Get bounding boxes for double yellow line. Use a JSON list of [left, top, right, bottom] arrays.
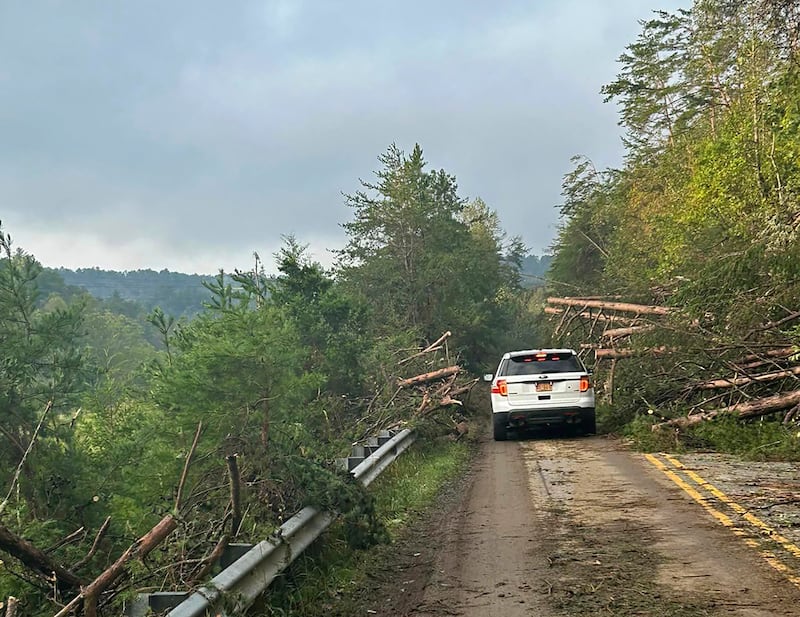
[[645, 453, 800, 589]]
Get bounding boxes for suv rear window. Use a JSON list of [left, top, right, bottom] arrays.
[[501, 352, 583, 376]]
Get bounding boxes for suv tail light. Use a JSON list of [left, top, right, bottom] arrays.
[[491, 379, 508, 396], [579, 376, 591, 392]]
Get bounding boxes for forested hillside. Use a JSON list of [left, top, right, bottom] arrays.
[[546, 0, 800, 456], [0, 144, 539, 615], [50, 268, 216, 317]]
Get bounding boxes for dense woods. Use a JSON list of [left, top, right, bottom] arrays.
[[546, 0, 800, 453], [4, 1, 800, 613]]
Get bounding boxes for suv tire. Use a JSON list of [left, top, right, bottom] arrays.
[[493, 414, 508, 441]]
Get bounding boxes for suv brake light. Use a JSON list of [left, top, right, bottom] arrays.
[[491, 379, 508, 396], [579, 376, 591, 392]]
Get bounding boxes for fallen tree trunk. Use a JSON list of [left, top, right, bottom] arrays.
[[654, 389, 800, 430], [732, 347, 796, 371], [600, 325, 655, 339], [547, 297, 673, 315], [595, 346, 672, 360], [397, 366, 460, 388], [693, 365, 800, 391], [543, 307, 634, 323], [0, 522, 83, 589]]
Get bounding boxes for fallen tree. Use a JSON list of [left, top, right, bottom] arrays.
[[547, 297, 673, 315], [53, 514, 179, 617], [0, 523, 83, 590], [543, 307, 635, 323], [397, 366, 460, 388], [600, 325, 655, 340], [692, 365, 800, 391], [653, 389, 800, 430], [595, 346, 673, 360]]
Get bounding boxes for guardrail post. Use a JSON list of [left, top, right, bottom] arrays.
[[220, 543, 255, 570], [126, 592, 189, 617]]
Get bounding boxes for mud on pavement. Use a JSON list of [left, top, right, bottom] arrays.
[[323, 427, 800, 617]]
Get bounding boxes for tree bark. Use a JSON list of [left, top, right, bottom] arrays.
[[398, 366, 460, 388], [654, 390, 800, 430], [547, 297, 672, 315], [600, 325, 655, 339], [4, 597, 17, 617], [81, 514, 178, 617], [544, 307, 634, 323], [595, 346, 672, 360], [693, 365, 800, 390], [0, 522, 82, 588]]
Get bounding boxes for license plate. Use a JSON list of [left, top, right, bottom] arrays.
[[536, 381, 553, 392]]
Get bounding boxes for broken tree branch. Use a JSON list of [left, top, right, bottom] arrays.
[[745, 310, 800, 339], [692, 365, 800, 391], [398, 331, 452, 365], [600, 325, 656, 340], [175, 421, 203, 513], [71, 517, 111, 572], [81, 514, 178, 617], [189, 534, 229, 584], [4, 597, 18, 617]]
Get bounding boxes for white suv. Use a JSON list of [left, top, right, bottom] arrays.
[[484, 348, 595, 441]]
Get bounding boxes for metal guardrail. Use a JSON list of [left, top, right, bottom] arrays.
[[147, 428, 416, 617]]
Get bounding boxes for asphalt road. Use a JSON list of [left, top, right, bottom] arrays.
[[382, 425, 800, 617]]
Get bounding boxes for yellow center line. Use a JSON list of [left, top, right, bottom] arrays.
[[662, 454, 800, 560], [644, 453, 800, 589]]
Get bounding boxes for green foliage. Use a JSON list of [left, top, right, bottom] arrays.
[[625, 413, 800, 461], [261, 438, 472, 616], [0, 226, 91, 520], [548, 0, 800, 459], [337, 144, 523, 369], [548, 158, 621, 295], [269, 237, 368, 396], [690, 416, 800, 460]]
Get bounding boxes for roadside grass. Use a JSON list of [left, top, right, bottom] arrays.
[[621, 412, 800, 461], [259, 436, 474, 616]]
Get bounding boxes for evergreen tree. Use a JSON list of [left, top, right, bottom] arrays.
[[337, 144, 522, 368]]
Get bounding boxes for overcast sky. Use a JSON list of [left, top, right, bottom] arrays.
[[0, 1, 689, 275]]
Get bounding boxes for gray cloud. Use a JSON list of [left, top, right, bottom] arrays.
[[0, 0, 690, 274]]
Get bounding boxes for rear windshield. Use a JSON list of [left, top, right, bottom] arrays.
[[501, 352, 584, 376]]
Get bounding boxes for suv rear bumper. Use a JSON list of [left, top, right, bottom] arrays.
[[494, 407, 595, 428]]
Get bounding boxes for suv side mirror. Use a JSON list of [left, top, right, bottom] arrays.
[[483, 374, 494, 382]]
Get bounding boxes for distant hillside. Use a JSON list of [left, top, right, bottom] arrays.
[[520, 254, 551, 287], [51, 268, 216, 317]]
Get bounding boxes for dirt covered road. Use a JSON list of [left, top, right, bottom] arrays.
[[359, 426, 800, 617]]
